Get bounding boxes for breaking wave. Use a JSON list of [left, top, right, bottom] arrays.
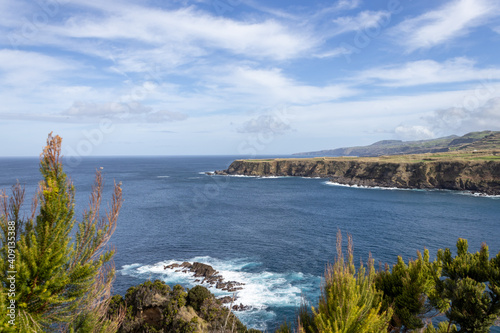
[[120, 256, 320, 330]]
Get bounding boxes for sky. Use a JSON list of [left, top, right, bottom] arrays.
[[1, 0, 500, 156]]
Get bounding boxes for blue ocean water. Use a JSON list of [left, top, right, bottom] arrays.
[[1, 156, 500, 331]]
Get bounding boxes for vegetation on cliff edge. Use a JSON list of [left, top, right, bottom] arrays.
[[108, 280, 257, 333]]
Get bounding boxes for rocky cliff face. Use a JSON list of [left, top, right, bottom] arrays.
[[217, 159, 500, 195]]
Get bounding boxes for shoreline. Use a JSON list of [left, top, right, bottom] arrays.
[[211, 152, 500, 196]]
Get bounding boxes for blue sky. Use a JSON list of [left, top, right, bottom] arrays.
[[1, 0, 500, 156]]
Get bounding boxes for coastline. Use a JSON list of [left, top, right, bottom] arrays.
[[210, 152, 500, 195]]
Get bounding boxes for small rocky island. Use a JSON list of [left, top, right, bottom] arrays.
[[164, 262, 249, 311]]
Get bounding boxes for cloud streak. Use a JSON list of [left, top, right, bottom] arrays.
[[65, 101, 189, 123], [46, 4, 319, 62], [391, 0, 499, 52], [354, 57, 500, 87], [329, 10, 390, 36]]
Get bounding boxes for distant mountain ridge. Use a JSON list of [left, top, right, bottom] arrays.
[[294, 131, 500, 157]]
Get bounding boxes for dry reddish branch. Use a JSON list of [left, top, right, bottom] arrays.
[[99, 181, 122, 252], [41, 132, 62, 176]]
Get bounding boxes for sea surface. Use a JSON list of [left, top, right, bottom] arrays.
[[1, 156, 500, 331]]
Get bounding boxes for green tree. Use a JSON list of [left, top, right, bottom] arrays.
[[375, 250, 437, 332], [0, 133, 123, 332], [432, 239, 500, 333], [299, 231, 392, 333]]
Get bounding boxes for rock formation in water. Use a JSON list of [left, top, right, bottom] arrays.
[[164, 262, 245, 294]]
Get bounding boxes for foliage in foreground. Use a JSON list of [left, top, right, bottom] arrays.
[[279, 235, 500, 333], [0, 133, 124, 332], [375, 250, 437, 332], [431, 239, 500, 333], [297, 231, 392, 333]]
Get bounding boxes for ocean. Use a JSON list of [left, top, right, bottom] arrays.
[[1, 156, 500, 331]]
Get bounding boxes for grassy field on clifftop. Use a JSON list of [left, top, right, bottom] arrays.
[[244, 149, 500, 164]]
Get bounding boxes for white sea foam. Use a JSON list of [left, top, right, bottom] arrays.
[[204, 173, 285, 179], [456, 191, 500, 199], [325, 181, 500, 198], [324, 181, 401, 191], [256, 176, 288, 179], [157, 175, 170, 178], [119, 256, 319, 330]]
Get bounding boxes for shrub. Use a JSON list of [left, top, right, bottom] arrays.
[[0, 133, 123, 332], [187, 285, 212, 311], [300, 231, 392, 333]]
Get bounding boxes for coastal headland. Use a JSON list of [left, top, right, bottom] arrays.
[[212, 151, 500, 195]]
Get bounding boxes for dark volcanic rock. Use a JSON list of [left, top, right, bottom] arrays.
[[218, 296, 234, 304], [164, 261, 246, 297], [232, 303, 251, 311], [191, 262, 218, 278]]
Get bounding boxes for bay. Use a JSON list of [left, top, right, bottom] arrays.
[[1, 156, 499, 331]]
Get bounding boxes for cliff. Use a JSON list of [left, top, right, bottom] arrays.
[[214, 152, 500, 195]]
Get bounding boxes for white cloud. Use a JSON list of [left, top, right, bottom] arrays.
[[44, 5, 317, 61], [335, 0, 362, 11], [394, 125, 435, 140], [391, 0, 499, 52], [354, 57, 500, 87], [287, 85, 500, 144], [238, 0, 302, 20], [313, 47, 352, 59], [64, 101, 188, 123], [388, 97, 500, 141], [329, 10, 390, 36], [207, 66, 357, 105], [0, 49, 75, 86], [425, 98, 500, 134], [237, 114, 292, 135], [311, 0, 362, 20]]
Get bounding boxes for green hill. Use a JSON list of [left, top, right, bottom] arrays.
[[294, 131, 500, 157]]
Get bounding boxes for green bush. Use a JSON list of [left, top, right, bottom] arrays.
[[299, 231, 392, 333], [187, 285, 212, 311], [375, 250, 435, 331]]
